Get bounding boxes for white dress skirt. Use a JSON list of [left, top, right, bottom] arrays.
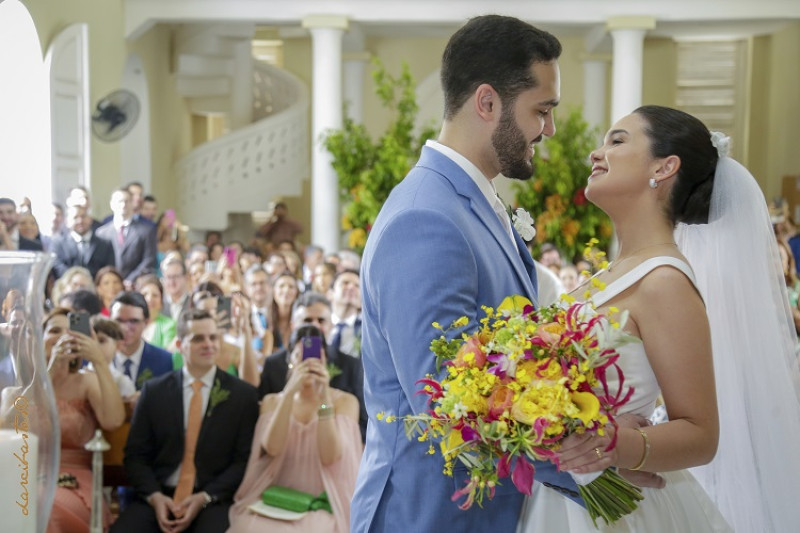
[[518, 258, 732, 532]]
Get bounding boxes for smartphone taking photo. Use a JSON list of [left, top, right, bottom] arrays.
[[301, 336, 323, 360], [67, 311, 91, 372]]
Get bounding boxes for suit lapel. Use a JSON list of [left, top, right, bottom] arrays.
[[170, 371, 185, 446], [417, 147, 537, 301], [85, 236, 98, 265]]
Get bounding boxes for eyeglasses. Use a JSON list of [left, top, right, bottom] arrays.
[[116, 318, 144, 325]]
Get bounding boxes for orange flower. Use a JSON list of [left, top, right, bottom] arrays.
[[487, 385, 515, 418], [453, 335, 487, 368]]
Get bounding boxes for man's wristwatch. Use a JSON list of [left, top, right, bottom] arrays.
[[201, 492, 217, 508]]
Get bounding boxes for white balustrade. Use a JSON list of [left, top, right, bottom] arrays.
[[175, 61, 309, 230]]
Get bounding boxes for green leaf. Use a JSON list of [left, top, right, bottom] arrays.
[[323, 59, 437, 253]]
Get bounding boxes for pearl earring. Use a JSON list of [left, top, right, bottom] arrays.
[[649, 178, 658, 189]]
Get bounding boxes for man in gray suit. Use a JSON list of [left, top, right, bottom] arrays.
[[97, 188, 156, 288]]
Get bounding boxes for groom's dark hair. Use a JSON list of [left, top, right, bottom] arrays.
[[441, 15, 562, 120]]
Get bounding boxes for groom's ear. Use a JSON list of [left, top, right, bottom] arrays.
[[655, 155, 681, 182], [474, 84, 497, 121]]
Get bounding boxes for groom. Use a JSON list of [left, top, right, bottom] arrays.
[[351, 15, 575, 532]]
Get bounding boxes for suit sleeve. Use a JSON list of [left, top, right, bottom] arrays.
[[127, 223, 158, 281], [201, 381, 259, 501], [51, 240, 71, 278], [123, 382, 164, 497], [365, 207, 480, 415]]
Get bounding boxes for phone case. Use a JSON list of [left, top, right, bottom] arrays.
[[68, 311, 92, 337], [301, 336, 322, 359]]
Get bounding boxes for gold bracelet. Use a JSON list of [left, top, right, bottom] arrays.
[[630, 428, 651, 471], [318, 403, 335, 420]]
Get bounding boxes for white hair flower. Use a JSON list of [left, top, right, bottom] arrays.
[[710, 131, 731, 158], [512, 208, 536, 241]]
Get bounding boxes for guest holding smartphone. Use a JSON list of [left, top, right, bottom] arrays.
[[44, 308, 125, 533], [228, 325, 362, 532]]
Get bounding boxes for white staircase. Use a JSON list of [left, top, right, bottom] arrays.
[[172, 23, 310, 231]]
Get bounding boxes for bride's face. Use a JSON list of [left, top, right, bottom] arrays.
[[586, 113, 662, 206]]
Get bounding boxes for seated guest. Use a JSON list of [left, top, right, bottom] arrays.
[[135, 274, 177, 351], [228, 325, 362, 532], [329, 269, 362, 359], [58, 289, 103, 317], [51, 203, 115, 279], [95, 266, 125, 317], [259, 291, 367, 440], [0, 197, 43, 250], [110, 291, 173, 390], [243, 265, 273, 362], [311, 261, 336, 297], [90, 317, 136, 400], [185, 284, 259, 386], [160, 253, 191, 323], [111, 309, 258, 533], [267, 271, 300, 352], [51, 266, 95, 309], [44, 308, 125, 533]]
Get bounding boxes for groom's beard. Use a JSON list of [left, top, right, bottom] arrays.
[[492, 105, 538, 181]]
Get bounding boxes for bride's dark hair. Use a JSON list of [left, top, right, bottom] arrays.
[[634, 105, 718, 225]]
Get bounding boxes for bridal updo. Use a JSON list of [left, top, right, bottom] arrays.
[[635, 105, 718, 225]]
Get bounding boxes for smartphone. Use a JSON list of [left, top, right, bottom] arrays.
[[223, 246, 236, 268], [301, 336, 323, 360], [67, 311, 90, 373], [216, 296, 232, 321], [164, 208, 176, 226], [68, 311, 92, 337]]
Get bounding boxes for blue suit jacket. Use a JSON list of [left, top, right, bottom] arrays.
[[351, 147, 579, 532], [133, 342, 173, 390]]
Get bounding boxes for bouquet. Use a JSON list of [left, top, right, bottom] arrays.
[[381, 295, 644, 527]]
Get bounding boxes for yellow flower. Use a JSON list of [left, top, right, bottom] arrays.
[[453, 316, 469, 328], [341, 215, 353, 230], [570, 391, 601, 425], [498, 295, 532, 314], [348, 228, 367, 249], [440, 429, 464, 458]]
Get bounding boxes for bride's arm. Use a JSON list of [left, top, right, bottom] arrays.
[[561, 266, 719, 473]]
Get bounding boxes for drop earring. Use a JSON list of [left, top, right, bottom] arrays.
[[649, 178, 658, 189]]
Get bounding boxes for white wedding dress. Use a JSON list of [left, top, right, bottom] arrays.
[[517, 257, 731, 532]]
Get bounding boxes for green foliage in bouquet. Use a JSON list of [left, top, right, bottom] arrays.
[[323, 59, 437, 253], [512, 108, 613, 263]]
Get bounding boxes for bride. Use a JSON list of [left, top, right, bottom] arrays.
[[518, 104, 800, 531]]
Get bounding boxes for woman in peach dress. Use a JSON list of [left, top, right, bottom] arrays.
[[228, 326, 362, 532], [44, 308, 125, 533]]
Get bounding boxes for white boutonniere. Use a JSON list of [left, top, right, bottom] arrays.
[[511, 208, 536, 241]]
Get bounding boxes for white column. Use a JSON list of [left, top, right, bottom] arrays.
[[230, 39, 254, 130], [607, 17, 656, 123], [581, 54, 610, 134], [344, 52, 370, 123], [302, 15, 348, 253]]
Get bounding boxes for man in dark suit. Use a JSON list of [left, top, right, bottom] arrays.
[[51, 203, 115, 279], [97, 188, 157, 287], [112, 309, 258, 532], [259, 291, 366, 439], [0, 197, 43, 251], [110, 291, 173, 390]]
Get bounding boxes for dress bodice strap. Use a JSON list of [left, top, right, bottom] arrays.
[[592, 256, 698, 307]]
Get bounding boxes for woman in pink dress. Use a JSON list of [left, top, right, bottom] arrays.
[[44, 308, 125, 533], [228, 325, 362, 532]]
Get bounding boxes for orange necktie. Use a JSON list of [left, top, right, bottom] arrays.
[[173, 380, 204, 508]]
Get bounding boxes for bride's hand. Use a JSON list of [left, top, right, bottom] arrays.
[[556, 429, 617, 474]]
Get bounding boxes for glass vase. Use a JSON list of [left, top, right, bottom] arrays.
[[0, 251, 59, 533]]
